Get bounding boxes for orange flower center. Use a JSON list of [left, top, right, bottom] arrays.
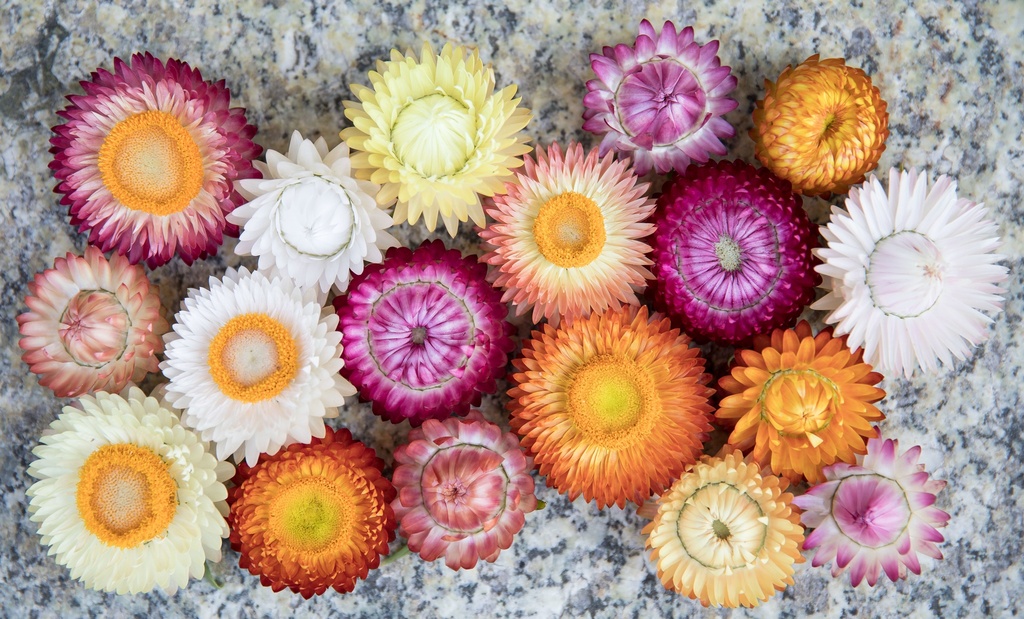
[[533, 191, 606, 268], [815, 92, 858, 153], [269, 476, 355, 554], [98, 110, 205, 216], [567, 355, 657, 447], [759, 370, 840, 443], [76, 443, 178, 548], [208, 313, 299, 403]]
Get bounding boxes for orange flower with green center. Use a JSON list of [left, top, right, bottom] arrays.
[[509, 306, 713, 508], [228, 427, 396, 598], [751, 55, 888, 197], [716, 321, 886, 484]]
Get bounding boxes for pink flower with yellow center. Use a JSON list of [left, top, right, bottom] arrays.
[[583, 20, 738, 175], [335, 241, 514, 426], [794, 433, 950, 586], [18, 246, 168, 397], [480, 142, 656, 325], [391, 413, 538, 570], [50, 53, 261, 267]]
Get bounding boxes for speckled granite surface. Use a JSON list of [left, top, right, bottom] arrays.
[[2, 1, 1022, 617]]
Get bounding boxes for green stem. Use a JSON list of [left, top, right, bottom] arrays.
[[203, 562, 223, 589], [382, 544, 412, 566], [536, 499, 547, 510]]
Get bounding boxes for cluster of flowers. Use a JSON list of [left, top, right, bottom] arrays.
[[19, 21, 1007, 608]]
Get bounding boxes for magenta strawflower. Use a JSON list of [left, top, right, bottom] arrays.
[[583, 20, 738, 175], [651, 160, 819, 345], [50, 53, 261, 268], [335, 241, 514, 425], [794, 432, 950, 587], [391, 412, 537, 570]]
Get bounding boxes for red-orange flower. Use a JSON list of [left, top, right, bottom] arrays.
[[509, 306, 713, 508], [716, 321, 885, 484], [751, 55, 888, 197], [227, 427, 396, 597]]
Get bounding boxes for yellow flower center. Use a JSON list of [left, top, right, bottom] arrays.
[[568, 355, 656, 447], [533, 192, 606, 268], [815, 93, 858, 153], [269, 476, 354, 554], [208, 313, 299, 403], [98, 110, 205, 216], [391, 93, 476, 177], [760, 370, 840, 444], [675, 482, 768, 570], [76, 443, 178, 548]]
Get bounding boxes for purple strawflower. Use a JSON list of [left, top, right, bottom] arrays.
[[583, 20, 738, 175], [334, 240, 514, 426], [652, 160, 819, 345]]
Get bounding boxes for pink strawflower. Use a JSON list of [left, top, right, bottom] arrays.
[[334, 241, 514, 426], [793, 432, 950, 587], [391, 413, 537, 570], [18, 246, 168, 397], [651, 160, 819, 345], [50, 53, 261, 268], [583, 20, 738, 175]]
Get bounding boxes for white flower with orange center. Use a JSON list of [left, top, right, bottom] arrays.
[[161, 268, 354, 465], [229, 131, 398, 295], [480, 142, 656, 324], [341, 43, 532, 236], [26, 388, 233, 594]]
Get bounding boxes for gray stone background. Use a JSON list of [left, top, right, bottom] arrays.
[[1, 1, 1021, 617]]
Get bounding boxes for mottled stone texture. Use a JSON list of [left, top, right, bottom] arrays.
[[2, 1, 1022, 617]]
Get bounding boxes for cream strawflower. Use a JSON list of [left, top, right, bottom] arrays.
[[26, 388, 233, 595], [342, 43, 532, 236], [814, 167, 1008, 377], [228, 131, 398, 295], [161, 268, 354, 465]]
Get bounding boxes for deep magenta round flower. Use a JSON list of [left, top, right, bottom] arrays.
[[335, 240, 514, 425], [583, 20, 738, 175], [50, 53, 261, 268], [391, 412, 537, 570], [651, 160, 819, 345], [794, 432, 950, 587]]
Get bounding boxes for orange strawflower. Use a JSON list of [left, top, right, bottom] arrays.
[[751, 55, 888, 196], [227, 427, 396, 598], [716, 321, 885, 484], [508, 306, 713, 509]]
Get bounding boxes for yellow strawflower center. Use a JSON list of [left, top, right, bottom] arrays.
[[568, 355, 656, 446], [208, 313, 299, 403], [98, 110, 204, 215], [269, 476, 353, 554], [76, 443, 178, 548], [533, 192, 606, 268], [391, 93, 476, 177], [759, 370, 839, 444]]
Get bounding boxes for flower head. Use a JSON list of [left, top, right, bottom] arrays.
[[336, 241, 513, 426], [341, 43, 532, 236], [18, 246, 168, 398], [509, 306, 713, 509], [480, 142, 656, 325], [161, 268, 354, 465], [794, 433, 950, 586], [583, 20, 738, 175], [228, 427, 396, 597], [716, 321, 886, 484], [652, 160, 819, 345], [751, 55, 888, 197], [643, 448, 804, 608], [50, 53, 261, 267], [392, 413, 537, 570], [229, 131, 398, 295], [814, 167, 1008, 377], [27, 388, 232, 594]]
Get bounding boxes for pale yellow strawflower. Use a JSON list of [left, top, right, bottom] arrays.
[[342, 43, 532, 236]]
